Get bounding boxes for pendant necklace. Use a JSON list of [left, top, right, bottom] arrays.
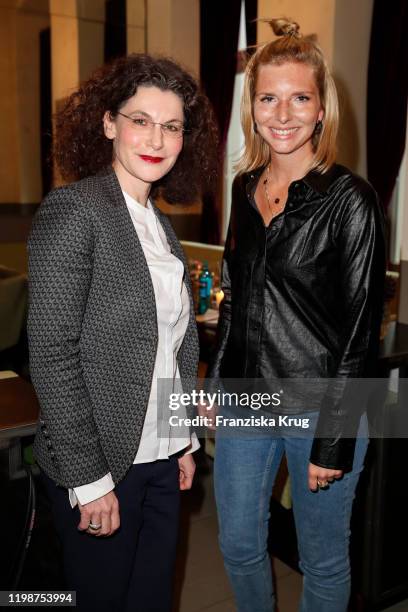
[[263, 164, 284, 216]]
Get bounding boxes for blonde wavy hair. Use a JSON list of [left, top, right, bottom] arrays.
[[236, 18, 339, 175]]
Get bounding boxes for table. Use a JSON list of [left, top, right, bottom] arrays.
[[0, 375, 39, 479], [0, 267, 28, 351]]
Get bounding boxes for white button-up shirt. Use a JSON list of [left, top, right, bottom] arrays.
[[69, 192, 199, 507]]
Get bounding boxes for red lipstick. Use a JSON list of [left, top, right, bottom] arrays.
[[139, 155, 164, 164]]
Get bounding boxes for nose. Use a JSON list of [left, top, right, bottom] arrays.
[[147, 123, 164, 150], [276, 100, 291, 124]]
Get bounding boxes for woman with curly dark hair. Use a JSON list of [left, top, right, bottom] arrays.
[[28, 54, 218, 612]]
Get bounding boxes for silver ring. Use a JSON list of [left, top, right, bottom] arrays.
[[88, 522, 102, 531]]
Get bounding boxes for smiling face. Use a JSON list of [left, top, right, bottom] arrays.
[[103, 85, 184, 200], [253, 61, 324, 164]]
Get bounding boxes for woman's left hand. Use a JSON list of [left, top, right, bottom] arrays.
[[178, 454, 196, 490], [308, 462, 343, 491]]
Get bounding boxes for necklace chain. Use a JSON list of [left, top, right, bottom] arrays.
[[263, 165, 284, 217]]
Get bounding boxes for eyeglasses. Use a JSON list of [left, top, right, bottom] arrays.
[[117, 112, 186, 139]]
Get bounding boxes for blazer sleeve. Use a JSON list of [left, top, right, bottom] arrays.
[[28, 187, 110, 487], [310, 186, 386, 471]]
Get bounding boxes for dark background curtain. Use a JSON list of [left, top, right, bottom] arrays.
[[367, 0, 408, 211], [40, 28, 52, 197], [199, 0, 242, 244], [104, 0, 127, 62], [199, 0, 257, 244], [245, 0, 258, 51]]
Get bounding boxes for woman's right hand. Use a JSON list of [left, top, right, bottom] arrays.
[[78, 490, 120, 537]]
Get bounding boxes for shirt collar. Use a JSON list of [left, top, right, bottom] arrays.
[[303, 164, 343, 194], [123, 190, 154, 214], [245, 163, 342, 196]]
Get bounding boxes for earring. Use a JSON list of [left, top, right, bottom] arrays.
[[315, 120, 323, 134]]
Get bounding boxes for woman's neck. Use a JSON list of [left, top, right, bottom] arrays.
[[267, 148, 314, 187], [112, 161, 151, 207]]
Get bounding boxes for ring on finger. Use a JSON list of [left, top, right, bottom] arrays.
[[317, 480, 328, 488], [88, 522, 102, 531]]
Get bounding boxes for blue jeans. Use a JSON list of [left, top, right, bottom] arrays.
[[214, 412, 368, 612]]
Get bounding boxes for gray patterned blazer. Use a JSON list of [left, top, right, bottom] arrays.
[[28, 167, 199, 488]]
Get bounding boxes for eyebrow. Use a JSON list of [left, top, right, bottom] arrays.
[[127, 109, 183, 123], [255, 90, 315, 96]]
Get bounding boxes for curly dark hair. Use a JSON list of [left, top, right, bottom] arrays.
[[53, 54, 219, 204]]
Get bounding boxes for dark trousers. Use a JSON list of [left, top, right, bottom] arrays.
[[41, 458, 180, 612]]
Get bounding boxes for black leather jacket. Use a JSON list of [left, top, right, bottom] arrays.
[[208, 164, 386, 470]]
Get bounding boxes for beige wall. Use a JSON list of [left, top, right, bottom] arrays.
[[0, 0, 148, 204], [78, 18, 105, 82], [1, 0, 375, 204], [333, 0, 373, 176], [171, 0, 200, 78], [0, 6, 20, 203], [147, 0, 199, 76], [257, 0, 336, 63], [50, 1, 78, 106], [16, 8, 50, 203], [0, 1, 50, 204], [127, 0, 146, 53], [147, 0, 172, 55]]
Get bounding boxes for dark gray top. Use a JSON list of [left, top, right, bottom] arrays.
[[28, 167, 199, 488]]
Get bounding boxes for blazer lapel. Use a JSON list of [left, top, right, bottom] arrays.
[[97, 166, 157, 311], [97, 167, 195, 328]]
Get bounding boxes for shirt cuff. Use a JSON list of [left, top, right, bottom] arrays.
[[183, 432, 201, 455], [69, 472, 115, 508]]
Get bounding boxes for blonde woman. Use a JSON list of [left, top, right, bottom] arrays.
[[209, 19, 385, 612]]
